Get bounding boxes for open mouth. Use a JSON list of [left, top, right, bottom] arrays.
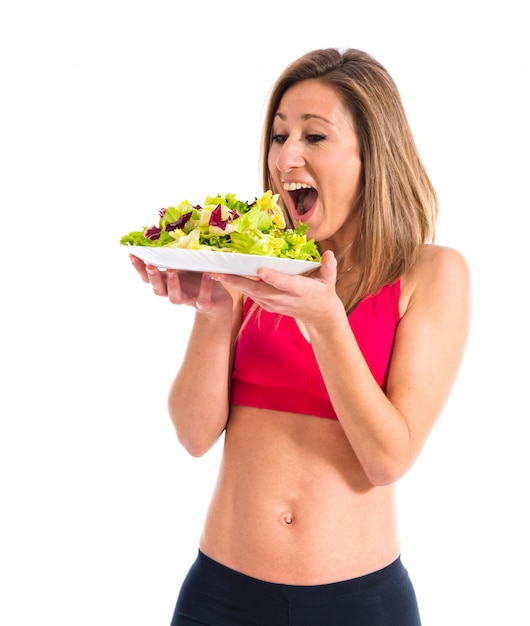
[[284, 183, 318, 217]]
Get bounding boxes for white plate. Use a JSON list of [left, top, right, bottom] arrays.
[[125, 246, 321, 276]]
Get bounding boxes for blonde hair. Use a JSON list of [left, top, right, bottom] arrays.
[[261, 48, 438, 312]]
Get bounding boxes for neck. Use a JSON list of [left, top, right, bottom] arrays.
[[333, 239, 358, 281]]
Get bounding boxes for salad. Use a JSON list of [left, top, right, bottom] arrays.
[[120, 191, 321, 262]]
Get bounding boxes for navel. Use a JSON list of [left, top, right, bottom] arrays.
[[280, 511, 294, 526]]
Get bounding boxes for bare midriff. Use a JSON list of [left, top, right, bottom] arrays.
[[200, 405, 401, 585]]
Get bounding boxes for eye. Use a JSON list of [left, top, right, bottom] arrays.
[[271, 133, 287, 145], [306, 134, 326, 144]]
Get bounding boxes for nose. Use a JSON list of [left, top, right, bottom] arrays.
[[274, 138, 305, 173]]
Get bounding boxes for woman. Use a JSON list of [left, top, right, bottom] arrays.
[[131, 48, 471, 625]]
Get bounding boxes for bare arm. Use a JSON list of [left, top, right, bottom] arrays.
[[130, 255, 242, 457], [211, 245, 471, 485], [168, 287, 242, 456], [307, 245, 471, 485]]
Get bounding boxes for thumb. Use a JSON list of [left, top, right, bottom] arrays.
[[320, 249, 337, 283]]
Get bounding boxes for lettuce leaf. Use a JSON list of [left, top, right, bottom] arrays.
[[120, 191, 321, 262]]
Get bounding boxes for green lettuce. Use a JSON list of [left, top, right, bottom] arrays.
[[120, 191, 321, 262]]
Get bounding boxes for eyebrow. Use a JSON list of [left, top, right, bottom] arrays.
[[274, 112, 334, 124]]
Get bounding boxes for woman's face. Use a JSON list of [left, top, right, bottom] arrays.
[[268, 79, 363, 246]]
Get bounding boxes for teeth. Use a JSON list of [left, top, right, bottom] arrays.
[[282, 182, 311, 191]]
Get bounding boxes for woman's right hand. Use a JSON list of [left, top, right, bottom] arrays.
[[129, 254, 234, 316]]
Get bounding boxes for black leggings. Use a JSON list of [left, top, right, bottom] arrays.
[[170, 550, 421, 625]]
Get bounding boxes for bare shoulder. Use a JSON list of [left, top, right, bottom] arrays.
[[399, 244, 471, 318]]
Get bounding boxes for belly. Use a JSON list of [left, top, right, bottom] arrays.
[[199, 406, 401, 585]]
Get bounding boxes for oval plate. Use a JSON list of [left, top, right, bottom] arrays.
[[124, 246, 321, 276]]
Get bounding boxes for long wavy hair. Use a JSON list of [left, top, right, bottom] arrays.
[[261, 48, 438, 312]]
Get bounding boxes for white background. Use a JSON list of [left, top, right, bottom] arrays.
[[1, 1, 528, 624]]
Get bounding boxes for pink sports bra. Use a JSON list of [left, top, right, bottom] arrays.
[[230, 280, 401, 420]]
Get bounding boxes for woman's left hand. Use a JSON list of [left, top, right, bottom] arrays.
[[211, 250, 341, 325]]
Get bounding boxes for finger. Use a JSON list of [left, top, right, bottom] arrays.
[[254, 252, 335, 298], [254, 268, 300, 292], [129, 254, 150, 283], [210, 273, 260, 292], [166, 269, 184, 303], [195, 274, 214, 311], [145, 265, 168, 296]]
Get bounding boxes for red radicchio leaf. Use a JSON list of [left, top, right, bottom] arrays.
[[166, 211, 193, 232], [144, 226, 162, 240], [209, 204, 227, 230], [158, 208, 166, 218], [209, 204, 239, 230]]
